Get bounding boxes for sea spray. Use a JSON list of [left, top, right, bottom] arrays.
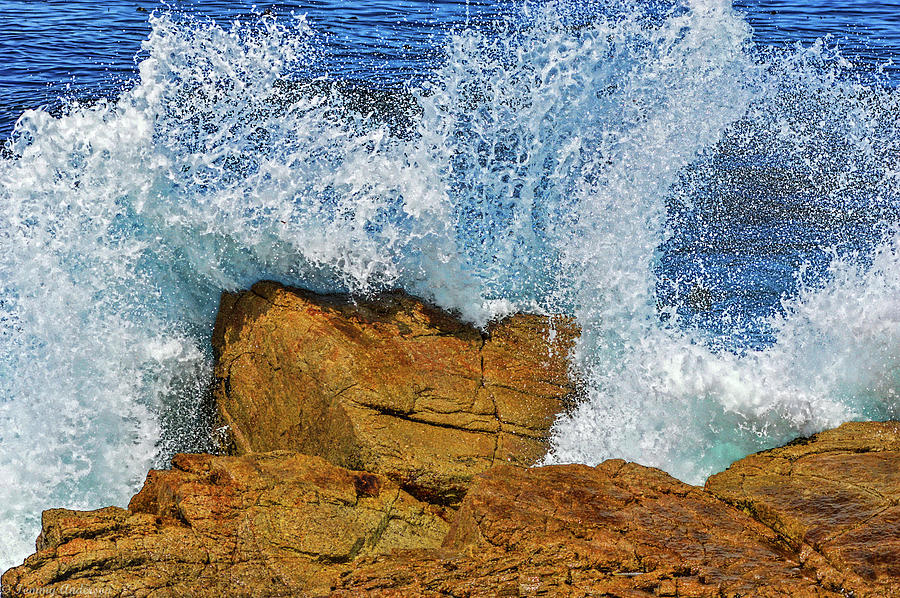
[[542, 0, 768, 477], [548, 5, 900, 478], [1, 0, 899, 571], [0, 10, 500, 567]]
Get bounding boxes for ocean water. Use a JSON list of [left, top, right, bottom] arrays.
[[1, 0, 899, 571]]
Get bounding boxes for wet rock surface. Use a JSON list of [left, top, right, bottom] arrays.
[[707, 420, 900, 597]]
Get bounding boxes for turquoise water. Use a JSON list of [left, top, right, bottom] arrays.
[[1, 0, 899, 571]]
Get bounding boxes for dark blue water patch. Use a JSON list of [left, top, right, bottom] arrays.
[[658, 104, 900, 351], [735, 0, 900, 81], [0, 1, 156, 133]]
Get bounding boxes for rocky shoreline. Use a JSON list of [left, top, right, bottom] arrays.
[[3, 282, 899, 597]]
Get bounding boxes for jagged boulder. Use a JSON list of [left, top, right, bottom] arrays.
[[211, 281, 579, 505], [1, 452, 449, 597], [707, 420, 900, 597]]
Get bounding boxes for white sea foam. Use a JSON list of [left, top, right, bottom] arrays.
[[1, 0, 899, 570], [547, 8, 900, 479]]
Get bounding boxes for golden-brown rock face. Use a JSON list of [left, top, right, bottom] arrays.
[[707, 420, 900, 597], [1, 452, 449, 598], [211, 281, 580, 505], [337, 461, 841, 597]]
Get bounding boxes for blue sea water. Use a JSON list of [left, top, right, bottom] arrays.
[[3, 1, 900, 136], [1, 0, 899, 571]]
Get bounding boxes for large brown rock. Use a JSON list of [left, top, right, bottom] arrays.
[[7, 424, 900, 597], [706, 420, 900, 597], [1, 452, 449, 598], [212, 281, 579, 505], [336, 461, 843, 597]]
